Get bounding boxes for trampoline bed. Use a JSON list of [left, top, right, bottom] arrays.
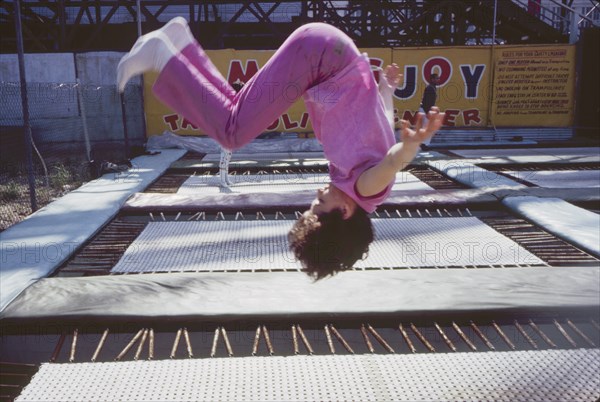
[[110, 217, 542, 273], [15, 350, 600, 402]]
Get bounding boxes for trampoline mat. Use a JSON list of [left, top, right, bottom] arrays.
[[502, 170, 600, 188], [176, 172, 432, 195], [110, 218, 543, 273], [16, 349, 600, 401]]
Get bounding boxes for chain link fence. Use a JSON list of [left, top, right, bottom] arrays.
[[0, 81, 143, 231]]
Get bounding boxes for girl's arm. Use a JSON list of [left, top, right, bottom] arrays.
[[356, 108, 445, 197], [378, 64, 399, 130]]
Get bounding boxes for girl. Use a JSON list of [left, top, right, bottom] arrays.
[[118, 19, 444, 280]]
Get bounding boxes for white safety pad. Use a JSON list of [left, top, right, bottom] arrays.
[[502, 170, 600, 188], [111, 218, 543, 273], [503, 196, 600, 257], [200, 152, 326, 163], [0, 149, 186, 312], [16, 350, 600, 402], [176, 172, 433, 195], [451, 147, 600, 163]]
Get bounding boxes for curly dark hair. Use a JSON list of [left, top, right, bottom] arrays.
[[288, 207, 374, 280]]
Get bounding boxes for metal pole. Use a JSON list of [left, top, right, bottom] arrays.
[[136, 0, 148, 148], [120, 92, 130, 159], [76, 79, 92, 162], [492, 0, 498, 45], [569, 9, 578, 44], [489, 0, 498, 137], [136, 0, 143, 36], [14, 0, 37, 211]]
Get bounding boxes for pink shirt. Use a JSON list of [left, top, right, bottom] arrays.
[[303, 53, 396, 213]]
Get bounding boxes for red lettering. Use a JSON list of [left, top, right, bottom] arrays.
[[163, 114, 179, 131], [299, 113, 310, 129], [267, 118, 280, 131], [423, 57, 452, 85], [227, 60, 259, 85], [370, 58, 384, 83], [281, 114, 299, 130], [181, 118, 198, 130], [463, 109, 481, 126], [443, 109, 460, 126], [401, 110, 419, 125]]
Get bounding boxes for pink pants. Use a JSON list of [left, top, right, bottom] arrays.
[[153, 23, 360, 150]]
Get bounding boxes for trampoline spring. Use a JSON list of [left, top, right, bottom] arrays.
[[235, 212, 245, 221], [590, 319, 600, 331], [395, 209, 402, 218], [149, 212, 155, 221], [149, 329, 155, 360], [529, 320, 557, 348], [360, 324, 375, 353], [552, 320, 577, 348], [514, 320, 538, 349], [134, 329, 149, 361], [567, 320, 596, 347], [367, 324, 395, 353], [262, 325, 275, 355], [444, 209, 453, 217], [69, 329, 79, 363], [417, 209, 423, 217], [466, 208, 472, 216], [221, 327, 234, 357], [452, 322, 477, 351], [275, 211, 286, 220], [251, 326, 262, 356], [91, 329, 110, 362], [384, 210, 391, 218], [171, 328, 183, 359], [410, 323, 435, 353], [434, 323, 457, 352], [160, 212, 166, 221], [457, 209, 464, 217], [373, 211, 380, 218], [210, 328, 220, 358], [175, 212, 181, 221], [425, 209, 432, 217], [492, 321, 516, 350], [188, 212, 200, 221], [470, 322, 495, 351], [324, 325, 335, 354], [398, 324, 417, 354], [116, 329, 144, 361], [257, 212, 266, 220], [216, 212, 225, 221], [406, 209, 412, 218], [291, 325, 299, 355], [295, 211, 303, 219], [50, 332, 67, 363], [329, 325, 354, 354], [296, 325, 313, 355], [183, 328, 194, 358]]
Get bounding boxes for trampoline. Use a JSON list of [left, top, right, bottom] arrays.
[[2, 148, 599, 402]]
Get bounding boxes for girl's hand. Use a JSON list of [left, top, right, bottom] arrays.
[[400, 107, 445, 145], [382, 63, 402, 88]]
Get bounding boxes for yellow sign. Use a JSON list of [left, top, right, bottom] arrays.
[[143, 44, 575, 136], [491, 44, 575, 126]]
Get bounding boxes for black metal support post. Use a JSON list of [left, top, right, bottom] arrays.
[[14, 0, 37, 211]]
